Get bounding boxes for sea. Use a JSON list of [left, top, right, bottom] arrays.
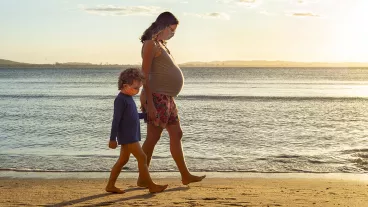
[[1, 67, 368, 175]]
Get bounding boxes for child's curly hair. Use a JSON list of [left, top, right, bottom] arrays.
[[118, 68, 145, 90]]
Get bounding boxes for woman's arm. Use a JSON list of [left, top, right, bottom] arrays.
[[141, 40, 157, 120]]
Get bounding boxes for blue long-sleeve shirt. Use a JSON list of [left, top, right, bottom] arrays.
[[110, 92, 142, 145]]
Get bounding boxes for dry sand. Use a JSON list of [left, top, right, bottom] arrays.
[[1, 176, 367, 207]]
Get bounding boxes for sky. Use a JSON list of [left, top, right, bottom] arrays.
[[0, 0, 367, 64]]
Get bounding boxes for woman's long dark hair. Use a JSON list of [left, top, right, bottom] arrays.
[[140, 11, 179, 43]]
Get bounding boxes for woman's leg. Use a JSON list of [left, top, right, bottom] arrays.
[[166, 123, 206, 185], [128, 142, 168, 193], [106, 144, 130, 193], [138, 124, 163, 187], [140, 91, 163, 167], [142, 124, 164, 166]]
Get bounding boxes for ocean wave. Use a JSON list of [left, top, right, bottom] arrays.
[[176, 95, 368, 101], [1, 94, 368, 101], [0, 168, 110, 173], [0, 168, 341, 173], [0, 94, 114, 99], [341, 148, 368, 154], [274, 155, 301, 159], [0, 81, 115, 85]]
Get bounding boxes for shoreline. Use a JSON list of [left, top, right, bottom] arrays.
[[2, 65, 368, 69], [1, 171, 368, 182]]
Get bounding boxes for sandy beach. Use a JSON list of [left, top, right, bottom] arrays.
[[1, 174, 367, 207]]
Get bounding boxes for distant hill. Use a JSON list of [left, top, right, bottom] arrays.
[[179, 60, 368, 67], [55, 62, 93, 65], [0, 59, 29, 65], [2, 58, 368, 68], [0, 59, 137, 68]]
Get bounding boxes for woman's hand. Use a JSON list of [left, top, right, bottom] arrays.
[[147, 101, 157, 121], [108, 140, 117, 149]]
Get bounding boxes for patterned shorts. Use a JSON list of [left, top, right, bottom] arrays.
[[142, 93, 179, 128]]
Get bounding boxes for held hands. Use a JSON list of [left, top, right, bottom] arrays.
[[108, 140, 118, 149]]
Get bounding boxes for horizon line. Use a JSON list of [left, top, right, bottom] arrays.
[[2, 58, 368, 66]]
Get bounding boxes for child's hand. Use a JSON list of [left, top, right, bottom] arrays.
[[108, 141, 118, 149], [138, 112, 148, 122]]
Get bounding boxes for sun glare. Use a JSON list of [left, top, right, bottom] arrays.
[[331, 1, 368, 62]]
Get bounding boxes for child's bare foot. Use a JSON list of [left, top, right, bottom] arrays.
[[105, 186, 125, 194], [137, 177, 149, 188], [148, 184, 168, 193], [182, 174, 206, 185]]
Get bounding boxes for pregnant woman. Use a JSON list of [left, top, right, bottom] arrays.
[[139, 11, 206, 186]]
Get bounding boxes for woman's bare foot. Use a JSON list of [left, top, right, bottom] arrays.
[[137, 177, 149, 188], [105, 186, 125, 194], [182, 174, 206, 185], [148, 184, 168, 193]]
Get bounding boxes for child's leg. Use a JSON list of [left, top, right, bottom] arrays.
[[127, 142, 168, 193], [106, 144, 130, 193]]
